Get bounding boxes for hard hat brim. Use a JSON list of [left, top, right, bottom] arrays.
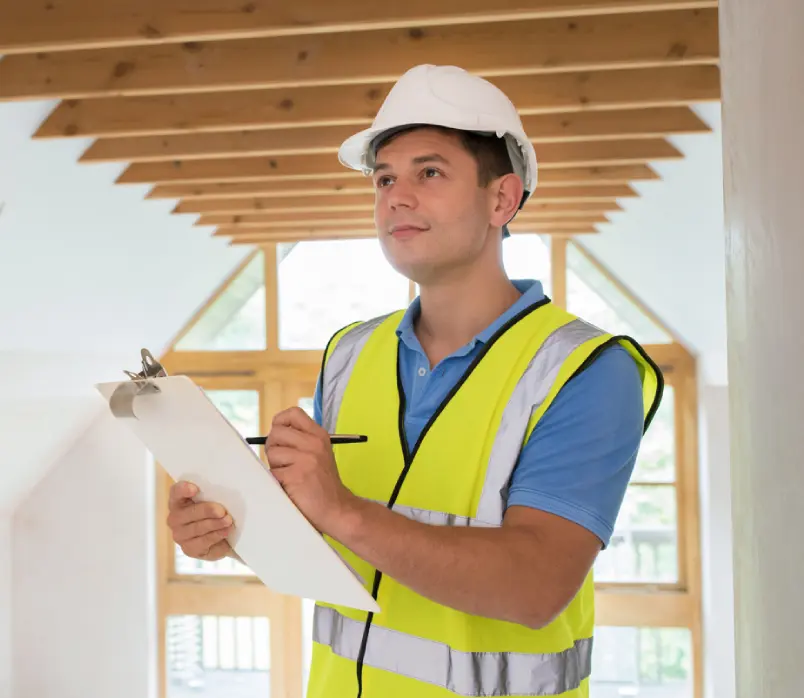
[[338, 123, 539, 196], [338, 126, 386, 175]]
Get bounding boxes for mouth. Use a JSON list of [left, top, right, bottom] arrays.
[[389, 224, 429, 238]]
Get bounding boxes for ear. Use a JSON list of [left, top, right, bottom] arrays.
[[488, 173, 525, 228]]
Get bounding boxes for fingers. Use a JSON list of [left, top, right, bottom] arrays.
[[167, 500, 228, 529], [266, 424, 318, 451], [272, 406, 321, 435], [168, 480, 199, 510], [172, 512, 233, 544], [199, 540, 233, 562], [264, 445, 301, 469], [271, 465, 293, 487], [166, 483, 234, 562], [182, 528, 233, 560]]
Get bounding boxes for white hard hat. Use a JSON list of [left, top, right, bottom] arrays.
[[338, 64, 538, 200]]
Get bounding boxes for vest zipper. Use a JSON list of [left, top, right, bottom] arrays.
[[353, 295, 552, 698]]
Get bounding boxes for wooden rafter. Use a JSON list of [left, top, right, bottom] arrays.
[[117, 141, 680, 185], [194, 210, 613, 228], [146, 165, 659, 200], [216, 221, 602, 245], [172, 190, 634, 214], [34, 65, 720, 139], [80, 107, 710, 163], [0, 0, 718, 55], [0, 10, 718, 101]]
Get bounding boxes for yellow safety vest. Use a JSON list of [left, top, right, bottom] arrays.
[[307, 298, 663, 698]]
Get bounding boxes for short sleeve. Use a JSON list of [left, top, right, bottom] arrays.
[[506, 344, 645, 548]]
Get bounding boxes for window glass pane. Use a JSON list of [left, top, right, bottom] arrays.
[[567, 242, 672, 344], [502, 234, 552, 296], [591, 626, 692, 698], [595, 485, 678, 583], [298, 396, 315, 420], [634, 387, 675, 483], [174, 390, 258, 577], [175, 252, 266, 351], [277, 239, 410, 350], [167, 615, 270, 698]]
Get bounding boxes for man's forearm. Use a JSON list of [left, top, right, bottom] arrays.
[[328, 497, 548, 629]]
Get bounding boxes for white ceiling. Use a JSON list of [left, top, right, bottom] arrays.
[[582, 102, 728, 384], [0, 99, 728, 514]]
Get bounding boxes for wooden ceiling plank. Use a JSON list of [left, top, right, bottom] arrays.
[[0, 1, 719, 55], [35, 65, 721, 139], [146, 165, 656, 198], [222, 222, 600, 244], [212, 218, 604, 232], [172, 191, 631, 214], [82, 107, 709, 163], [194, 210, 614, 227], [0, 10, 718, 100], [149, 179, 376, 199], [116, 139, 680, 185]]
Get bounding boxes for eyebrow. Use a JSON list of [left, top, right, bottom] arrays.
[[373, 153, 451, 173]]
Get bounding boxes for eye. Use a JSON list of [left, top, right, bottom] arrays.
[[422, 167, 442, 179], [375, 175, 394, 188]]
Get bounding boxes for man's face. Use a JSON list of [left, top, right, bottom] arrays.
[[372, 128, 499, 285]]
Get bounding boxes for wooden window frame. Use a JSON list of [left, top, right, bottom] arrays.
[[157, 238, 702, 698]]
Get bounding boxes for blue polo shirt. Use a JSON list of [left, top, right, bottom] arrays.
[[313, 279, 644, 547]]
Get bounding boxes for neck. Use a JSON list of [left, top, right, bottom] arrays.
[[415, 261, 521, 366]]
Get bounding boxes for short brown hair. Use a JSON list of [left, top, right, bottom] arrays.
[[372, 125, 514, 188]]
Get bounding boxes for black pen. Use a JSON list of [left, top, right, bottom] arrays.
[[246, 434, 368, 446]]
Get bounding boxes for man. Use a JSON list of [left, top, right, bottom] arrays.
[[167, 64, 663, 697]]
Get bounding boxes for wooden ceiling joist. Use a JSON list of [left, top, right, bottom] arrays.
[[81, 107, 710, 163], [34, 65, 721, 139], [149, 179, 376, 200], [218, 220, 601, 245], [0, 10, 718, 101], [172, 189, 635, 215], [146, 165, 658, 200], [0, 0, 718, 55], [194, 209, 614, 228], [117, 141, 680, 185]]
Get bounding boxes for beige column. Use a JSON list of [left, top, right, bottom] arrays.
[[720, 0, 804, 695]]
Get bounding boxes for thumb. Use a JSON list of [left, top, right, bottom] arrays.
[[169, 480, 199, 510]]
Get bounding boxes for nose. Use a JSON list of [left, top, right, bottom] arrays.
[[386, 178, 418, 211]]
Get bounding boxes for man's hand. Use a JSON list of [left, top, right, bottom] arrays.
[[264, 407, 357, 536], [166, 481, 234, 562]]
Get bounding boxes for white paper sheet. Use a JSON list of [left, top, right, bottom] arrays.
[[96, 374, 380, 613]]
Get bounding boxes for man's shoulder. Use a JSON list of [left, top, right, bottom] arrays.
[[566, 341, 643, 398]]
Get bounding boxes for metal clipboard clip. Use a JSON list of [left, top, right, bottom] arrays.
[[109, 348, 168, 419]]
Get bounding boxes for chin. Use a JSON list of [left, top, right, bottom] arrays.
[[380, 231, 450, 284]]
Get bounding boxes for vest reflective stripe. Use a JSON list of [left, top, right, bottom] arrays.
[[388, 502, 493, 527], [314, 605, 593, 697], [322, 314, 391, 433], [476, 318, 605, 525]]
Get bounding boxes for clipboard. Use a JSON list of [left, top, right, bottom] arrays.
[[95, 349, 380, 614]]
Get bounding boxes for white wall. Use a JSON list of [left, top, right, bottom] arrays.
[[720, 0, 804, 693], [0, 98, 249, 514], [581, 102, 728, 385], [0, 516, 11, 698], [12, 409, 157, 698], [699, 386, 735, 698]]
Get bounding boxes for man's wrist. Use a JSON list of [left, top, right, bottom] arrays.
[[327, 491, 369, 544]]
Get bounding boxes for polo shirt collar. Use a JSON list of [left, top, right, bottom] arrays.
[[395, 279, 546, 356]]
